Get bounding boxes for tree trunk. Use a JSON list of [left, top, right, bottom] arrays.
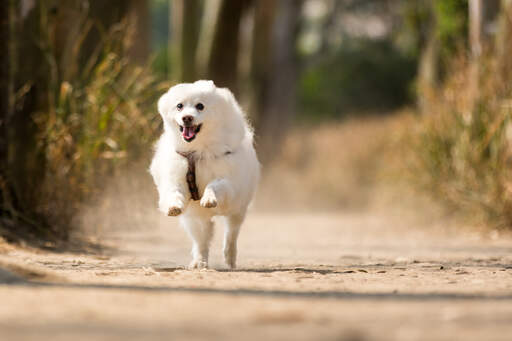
[[0, 0, 14, 234], [170, 0, 203, 82], [11, 0, 49, 210], [256, 0, 303, 165], [207, 0, 251, 95], [496, 0, 512, 80], [469, 0, 483, 109], [169, 0, 182, 81], [469, 0, 483, 61], [0, 0, 55, 239], [249, 0, 276, 126], [0, 0, 9, 187], [417, 1, 439, 115], [127, 0, 151, 65], [181, 0, 202, 82], [0, 0, 8, 165]]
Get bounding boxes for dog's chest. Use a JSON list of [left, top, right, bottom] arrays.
[[194, 157, 232, 190]]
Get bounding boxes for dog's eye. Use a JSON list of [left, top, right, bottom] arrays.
[[195, 103, 204, 111], [177, 103, 183, 110]]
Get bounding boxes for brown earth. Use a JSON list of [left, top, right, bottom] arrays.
[[1, 208, 512, 341]]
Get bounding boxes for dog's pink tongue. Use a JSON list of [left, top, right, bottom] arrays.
[[183, 126, 195, 139]]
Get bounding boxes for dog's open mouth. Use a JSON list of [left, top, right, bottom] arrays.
[[179, 124, 202, 142]]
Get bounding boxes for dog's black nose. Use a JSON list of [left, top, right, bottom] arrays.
[[182, 116, 194, 125]]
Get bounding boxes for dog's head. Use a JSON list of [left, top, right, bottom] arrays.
[[158, 80, 247, 151]]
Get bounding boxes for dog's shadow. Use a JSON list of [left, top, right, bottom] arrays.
[[153, 266, 350, 275]]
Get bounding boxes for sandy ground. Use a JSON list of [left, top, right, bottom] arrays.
[[1, 209, 512, 341]]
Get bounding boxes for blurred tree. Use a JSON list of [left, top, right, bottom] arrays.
[[250, 0, 276, 126], [0, 0, 10, 223], [255, 0, 303, 164], [208, 0, 252, 95], [79, 0, 150, 67], [468, 0, 483, 105], [0, 0, 8, 156], [127, 0, 151, 65], [413, 0, 469, 113], [170, 0, 204, 82], [413, 0, 504, 113], [149, 0, 170, 77], [468, 0, 500, 106], [417, 1, 440, 114], [11, 0, 49, 216], [496, 0, 512, 79], [0, 0, 56, 239]]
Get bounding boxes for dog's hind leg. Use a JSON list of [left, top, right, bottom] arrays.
[[180, 216, 214, 269], [223, 213, 245, 269]]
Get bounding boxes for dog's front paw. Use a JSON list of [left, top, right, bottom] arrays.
[[159, 193, 185, 216], [200, 188, 217, 208], [160, 201, 183, 216], [167, 206, 182, 216]]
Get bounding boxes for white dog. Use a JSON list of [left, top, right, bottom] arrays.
[[150, 80, 260, 269]]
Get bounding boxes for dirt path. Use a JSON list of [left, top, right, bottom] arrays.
[[1, 210, 512, 341]]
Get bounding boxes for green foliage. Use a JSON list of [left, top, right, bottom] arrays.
[[151, 45, 170, 79], [399, 0, 468, 75], [299, 39, 416, 120], [434, 0, 468, 60]]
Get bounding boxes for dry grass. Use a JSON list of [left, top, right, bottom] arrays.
[[34, 20, 169, 232], [410, 56, 512, 229]]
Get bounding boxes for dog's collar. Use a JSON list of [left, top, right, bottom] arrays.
[[176, 149, 233, 160], [176, 151, 200, 201], [175, 150, 233, 201]]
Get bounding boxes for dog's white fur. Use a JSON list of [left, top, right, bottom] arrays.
[[150, 80, 260, 269]]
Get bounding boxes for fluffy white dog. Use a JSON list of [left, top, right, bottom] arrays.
[[150, 80, 260, 269]]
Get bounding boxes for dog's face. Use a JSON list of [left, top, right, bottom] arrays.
[[158, 80, 246, 150]]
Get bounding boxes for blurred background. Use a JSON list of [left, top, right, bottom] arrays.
[[1, 0, 512, 244]]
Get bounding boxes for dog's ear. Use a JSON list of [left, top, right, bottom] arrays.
[[157, 91, 172, 116], [158, 83, 186, 116]]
